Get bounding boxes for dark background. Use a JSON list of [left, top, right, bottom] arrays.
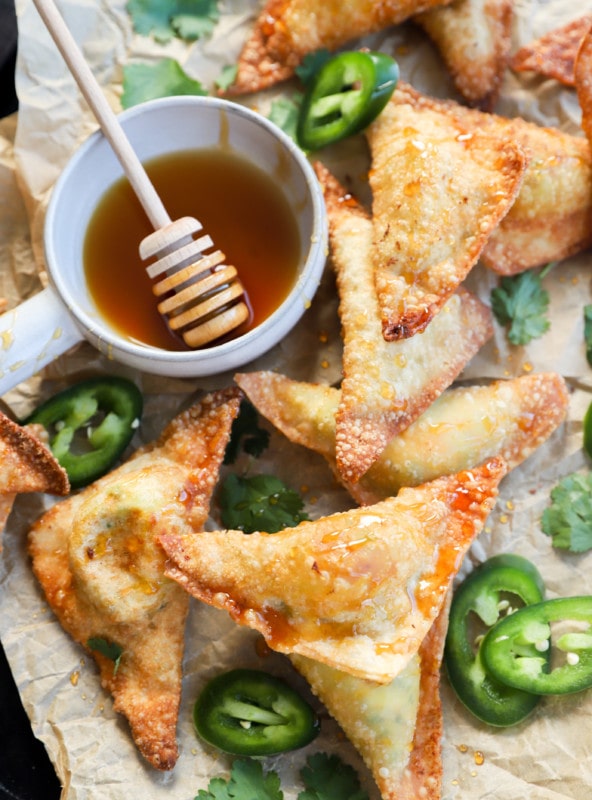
[[1, 1, 62, 797]]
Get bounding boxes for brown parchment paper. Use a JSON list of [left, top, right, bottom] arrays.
[[2, 0, 592, 797]]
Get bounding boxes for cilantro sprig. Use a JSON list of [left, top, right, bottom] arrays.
[[224, 400, 270, 465], [219, 473, 308, 533], [87, 637, 124, 673], [298, 753, 368, 800], [121, 59, 206, 108], [490, 264, 554, 346], [127, 0, 220, 43], [195, 754, 368, 800], [268, 94, 304, 142], [584, 304, 592, 367], [541, 472, 592, 553]]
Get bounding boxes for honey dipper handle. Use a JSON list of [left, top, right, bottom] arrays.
[[33, 0, 171, 231]]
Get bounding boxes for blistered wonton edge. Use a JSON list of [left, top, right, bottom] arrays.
[[415, 0, 513, 110], [314, 160, 494, 482], [225, 0, 455, 95], [160, 457, 507, 685], [27, 388, 242, 771], [511, 13, 592, 87], [366, 82, 527, 340], [234, 370, 569, 506]]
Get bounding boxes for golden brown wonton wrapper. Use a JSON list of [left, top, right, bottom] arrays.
[[226, 0, 453, 95], [160, 457, 506, 684], [234, 370, 568, 506], [511, 14, 592, 87], [415, 0, 513, 110], [311, 162, 493, 482], [575, 25, 592, 146], [397, 82, 592, 275], [291, 594, 450, 800], [366, 82, 526, 339], [0, 414, 69, 544], [28, 389, 241, 771]]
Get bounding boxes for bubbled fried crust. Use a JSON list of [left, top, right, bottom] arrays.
[[366, 82, 527, 340], [511, 14, 592, 87], [575, 25, 592, 148], [406, 81, 592, 275], [415, 0, 513, 111], [0, 414, 69, 496], [225, 0, 454, 95], [28, 388, 241, 771], [314, 161, 494, 483], [160, 458, 507, 685]]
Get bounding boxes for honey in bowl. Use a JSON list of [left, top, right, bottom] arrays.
[[83, 148, 302, 351]]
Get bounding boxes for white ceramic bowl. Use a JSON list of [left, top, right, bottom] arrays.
[[0, 96, 327, 392]]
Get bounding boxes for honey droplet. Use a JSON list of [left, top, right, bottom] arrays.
[[457, 743, 469, 753], [474, 750, 485, 766], [70, 670, 80, 686]]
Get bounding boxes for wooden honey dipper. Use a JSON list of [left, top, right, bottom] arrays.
[[33, 0, 251, 349]]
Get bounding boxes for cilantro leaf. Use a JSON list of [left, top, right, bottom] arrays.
[[219, 473, 308, 533], [268, 93, 304, 143], [121, 59, 207, 109], [490, 269, 551, 346], [224, 400, 270, 465], [584, 304, 592, 368], [127, 0, 219, 43], [541, 472, 592, 552], [298, 753, 369, 800], [295, 49, 331, 85], [87, 637, 124, 673], [195, 759, 283, 800], [216, 64, 239, 92]]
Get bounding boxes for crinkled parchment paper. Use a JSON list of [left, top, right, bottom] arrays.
[[2, 0, 592, 797]]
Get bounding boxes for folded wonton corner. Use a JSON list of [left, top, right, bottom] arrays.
[[225, 0, 454, 95], [160, 457, 506, 685], [511, 14, 592, 87], [366, 82, 527, 339], [314, 160, 494, 482], [415, 0, 513, 110], [234, 370, 568, 506], [291, 592, 451, 800], [28, 388, 241, 770], [0, 413, 69, 546]]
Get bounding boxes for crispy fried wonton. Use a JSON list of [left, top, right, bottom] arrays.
[[366, 82, 526, 340], [312, 162, 493, 482], [398, 82, 592, 275], [226, 0, 453, 95], [575, 25, 592, 147], [415, 0, 513, 110], [511, 14, 592, 87], [28, 389, 241, 770], [234, 370, 568, 505], [0, 414, 69, 544], [160, 457, 506, 684], [291, 595, 450, 800]]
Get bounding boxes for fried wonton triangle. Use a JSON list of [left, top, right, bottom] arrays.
[[415, 0, 513, 110], [226, 0, 453, 95], [416, 83, 592, 275], [575, 25, 592, 147], [235, 370, 568, 505], [160, 457, 506, 684], [366, 82, 526, 339], [318, 164, 494, 479], [291, 594, 450, 800], [511, 14, 592, 87], [0, 414, 69, 545], [315, 162, 493, 482], [28, 389, 241, 771]]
